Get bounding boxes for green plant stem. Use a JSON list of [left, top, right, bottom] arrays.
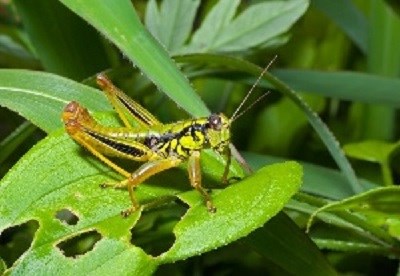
[[294, 192, 398, 250], [314, 239, 397, 256]]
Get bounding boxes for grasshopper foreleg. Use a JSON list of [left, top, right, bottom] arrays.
[[221, 146, 232, 185]]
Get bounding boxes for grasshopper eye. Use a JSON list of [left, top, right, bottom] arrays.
[[208, 114, 222, 130]]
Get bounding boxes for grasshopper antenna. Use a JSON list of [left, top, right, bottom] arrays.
[[230, 55, 277, 122]]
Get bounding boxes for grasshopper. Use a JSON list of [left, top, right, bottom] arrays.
[[62, 59, 274, 217]]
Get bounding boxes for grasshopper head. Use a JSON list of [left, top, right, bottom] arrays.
[[206, 113, 231, 153]]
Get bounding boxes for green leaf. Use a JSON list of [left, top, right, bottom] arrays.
[[159, 161, 303, 262], [245, 212, 337, 276], [186, 0, 240, 53], [290, 193, 397, 256], [312, 0, 368, 53], [145, 0, 200, 54], [14, 0, 109, 80], [384, 0, 400, 17], [0, 121, 36, 164], [0, 33, 39, 69], [187, 0, 309, 52], [0, 259, 5, 274], [343, 140, 396, 163], [243, 152, 375, 200], [214, 0, 309, 52], [273, 69, 400, 107], [308, 187, 400, 240], [0, 131, 157, 274], [362, 0, 400, 141], [343, 140, 399, 186], [58, 0, 209, 117], [0, 69, 110, 133], [249, 95, 325, 156]]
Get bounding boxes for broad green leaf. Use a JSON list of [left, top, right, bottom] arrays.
[[145, 0, 200, 54], [0, 69, 110, 133], [273, 69, 400, 107], [312, 0, 368, 53], [0, 128, 301, 272], [308, 187, 400, 240], [14, 0, 109, 80], [212, 0, 309, 52], [0, 131, 158, 274], [159, 161, 302, 262], [59, 0, 209, 117], [186, 0, 240, 53], [343, 140, 396, 163], [245, 212, 337, 276], [187, 0, 309, 53]]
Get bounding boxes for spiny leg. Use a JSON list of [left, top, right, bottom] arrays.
[[188, 151, 216, 213], [120, 158, 182, 217]]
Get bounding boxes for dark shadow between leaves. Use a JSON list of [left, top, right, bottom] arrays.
[[155, 239, 275, 275], [0, 220, 39, 268], [56, 230, 101, 258], [55, 208, 79, 225], [130, 203, 187, 257]]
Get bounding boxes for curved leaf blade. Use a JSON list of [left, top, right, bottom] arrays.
[[0, 69, 110, 133], [14, 0, 109, 80], [312, 0, 368, 53], [245, 213, 337, 276], [159, 161, 303, 262], [58, 0, 209, 117], [308, 187, 400, 240], [274, 69, 400, 107]]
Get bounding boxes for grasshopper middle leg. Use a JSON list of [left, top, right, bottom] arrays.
[[102, 158, 182, 217]]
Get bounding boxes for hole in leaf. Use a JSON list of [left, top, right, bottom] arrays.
[[56, 230, 101, 258], [0, 220, 39, 267], [55, 209, 79, 225], [131, 202, 186, 257]]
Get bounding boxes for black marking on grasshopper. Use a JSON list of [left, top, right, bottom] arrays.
[[143, 122, 208, 159], [86, 131, 146, 157], [117, 95, 153, 126]]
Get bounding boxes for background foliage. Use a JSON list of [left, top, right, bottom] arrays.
[[1, 0, 400, 275]]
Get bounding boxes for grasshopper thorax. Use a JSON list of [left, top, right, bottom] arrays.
[[205, 113, 231, 153]]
